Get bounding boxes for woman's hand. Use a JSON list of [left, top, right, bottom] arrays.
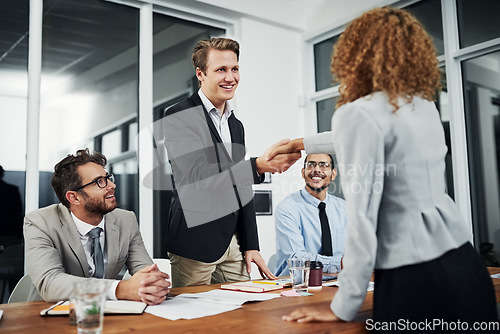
[[282, 305, 341, 323]]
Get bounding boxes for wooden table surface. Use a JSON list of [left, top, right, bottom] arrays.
[[1, 268, 499, 334]]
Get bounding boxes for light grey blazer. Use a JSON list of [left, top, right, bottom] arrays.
[[304, 92, 471, 321], [24, 203, 153, 302]]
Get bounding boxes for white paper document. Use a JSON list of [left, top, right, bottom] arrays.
[[180, 289, 281, 304], [146, 289, 281, 320], [146, 297, 241, 320]]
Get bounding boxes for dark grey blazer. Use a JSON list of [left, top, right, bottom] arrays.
[[163, 92, 263, 263], [24, 203, 153, 302]]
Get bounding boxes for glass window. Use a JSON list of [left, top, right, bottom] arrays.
[[316, 98, 343, 199], [39, 0, 139, 208], [436, 69, 454, 199], [404, 0, 444, 55], [101, 130, 123, 161], [463, 50, 500, 262], [313, 0, 444, 94], [314, 36, 339, 91], [128, 122, 138, 152], [458, 0, 500, 48], [316, 97, 337, 133], [109, 159, 138, 215], [0, 0, 28, 244]]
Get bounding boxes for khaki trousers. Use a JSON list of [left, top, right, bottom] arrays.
[[168, 235, 250, 288]]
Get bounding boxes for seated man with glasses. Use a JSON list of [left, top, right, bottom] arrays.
[[24, 149, 170, 304], [274, 154, 347, 277]]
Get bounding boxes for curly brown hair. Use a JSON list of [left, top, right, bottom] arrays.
[[51, 149, 107, 208], [331, 6, 441, 111]]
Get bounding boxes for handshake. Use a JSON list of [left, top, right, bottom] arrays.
[[255, 138, 305, 174]]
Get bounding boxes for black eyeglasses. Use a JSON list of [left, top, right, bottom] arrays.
[[304, 161, 331, 170], [73, 174, 115, 192]]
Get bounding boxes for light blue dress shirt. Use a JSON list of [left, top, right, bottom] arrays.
[[274, 188, 347, 276]]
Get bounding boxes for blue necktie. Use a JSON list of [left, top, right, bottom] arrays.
[[89, 227, 104, 278]]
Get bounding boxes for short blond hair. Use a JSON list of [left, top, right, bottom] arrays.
[[192, 38, 240, 85]]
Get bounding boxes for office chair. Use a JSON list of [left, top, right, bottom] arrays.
[[267, 254, 277, 273], [152, 258, 171, 277], [122, 258, 171, 280], [0, 243, 24, 302], [7, 274, 32, 303]]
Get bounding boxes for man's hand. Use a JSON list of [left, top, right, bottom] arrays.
[[244, 250, 277, 280], [256, 139, 301, 174], [116, 264, 170, 305], [282, 305, 341, 323], [266, 138, 304, 162]]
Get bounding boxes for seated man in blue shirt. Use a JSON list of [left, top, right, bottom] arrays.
[[274, 153, 347, 276]]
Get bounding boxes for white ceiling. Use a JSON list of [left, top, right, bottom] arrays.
[[157, 0, 390, 33]]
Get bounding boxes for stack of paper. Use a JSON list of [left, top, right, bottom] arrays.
[[146, 289, 280, 320]]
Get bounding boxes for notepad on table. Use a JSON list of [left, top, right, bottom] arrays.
[[40, 300, 147, 316], [220, 281, 284, 293]]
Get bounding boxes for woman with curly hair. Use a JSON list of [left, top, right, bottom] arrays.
[[273, 6, 497, 329]]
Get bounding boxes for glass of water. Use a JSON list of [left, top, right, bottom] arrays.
[[287, 258, 311, 293], [74, 280, 107, 334]]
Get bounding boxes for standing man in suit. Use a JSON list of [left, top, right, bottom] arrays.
[[163, 38, 300, 287], [274, 154, 347, 277], [24, 149, 170, 304]]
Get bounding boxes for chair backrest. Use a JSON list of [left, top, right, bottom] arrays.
[[121, 258, 171, 281], [8, 274, 32, 303], [0, 244, 24, 278], [267, 254, 277, 274], [153, 258, 171, 277]]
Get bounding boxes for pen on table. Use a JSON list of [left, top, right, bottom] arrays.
[[40, 300, 65, 315], [252, 281, 280, 285]]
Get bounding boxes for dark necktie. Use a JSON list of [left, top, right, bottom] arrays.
[[89, 227, 104, 278], [318, 202, 333, 256]]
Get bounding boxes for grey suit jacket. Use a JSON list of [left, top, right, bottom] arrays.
[[304, 92, 471, 321], [24, 203, 153, 302]]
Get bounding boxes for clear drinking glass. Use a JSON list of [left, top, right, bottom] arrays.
[[287, 258, 311, 293], [73, 280, 107, 334]]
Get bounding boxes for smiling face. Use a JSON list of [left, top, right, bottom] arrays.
[[76, 162, 117, 216], [197, 48, 239, 111], [302, 154, 336, 199]]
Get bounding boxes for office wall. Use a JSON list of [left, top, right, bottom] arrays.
[[306, 0, 393, 33], [233, 17, 305, 273]]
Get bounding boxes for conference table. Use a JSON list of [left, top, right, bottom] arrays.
[[1, 268, 499, 334]]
